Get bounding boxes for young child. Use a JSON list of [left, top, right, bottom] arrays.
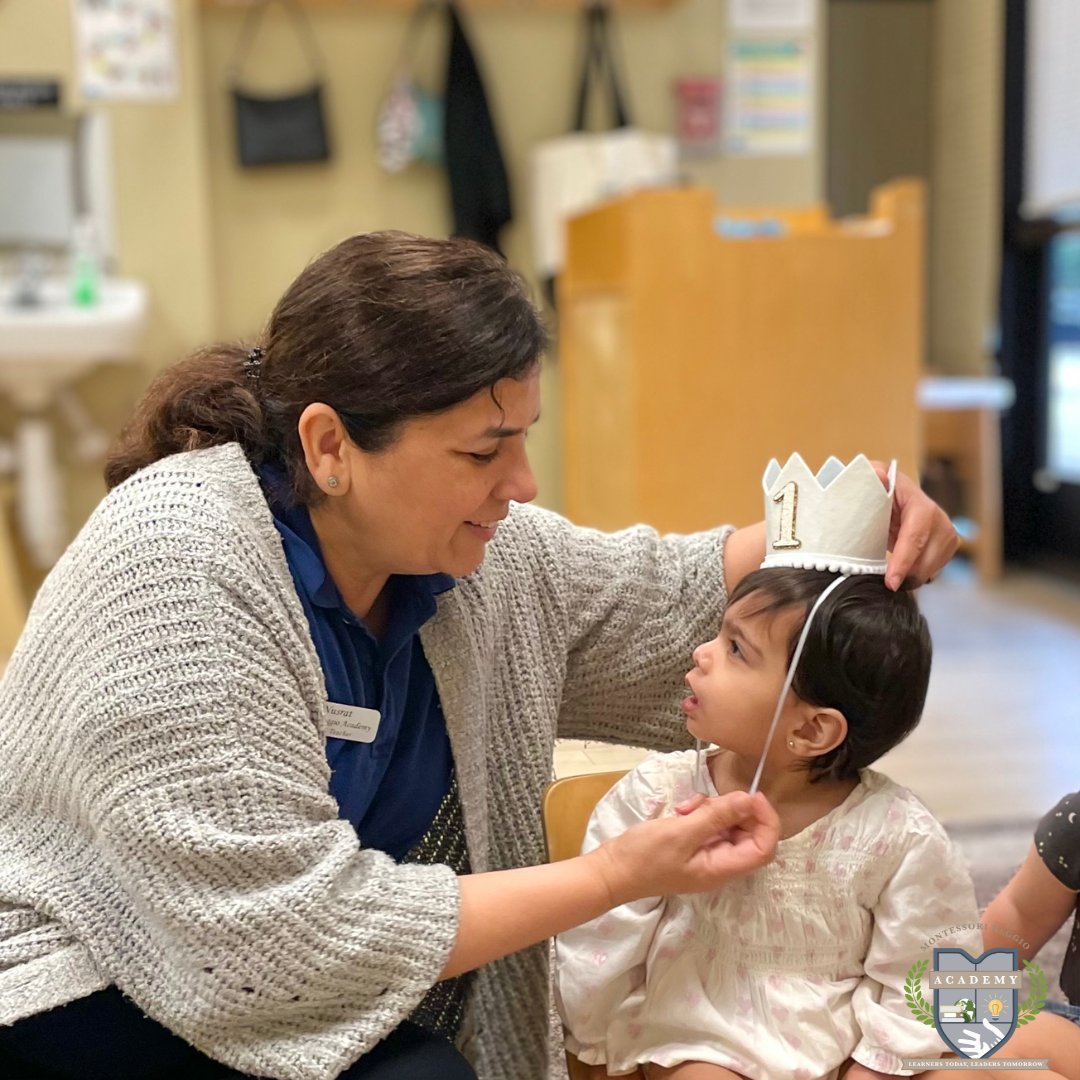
[[978, 792, 1080, 1077], [555, 456, 991, 1080]]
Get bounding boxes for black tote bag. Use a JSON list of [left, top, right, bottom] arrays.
[[229, 0, 330, 167]]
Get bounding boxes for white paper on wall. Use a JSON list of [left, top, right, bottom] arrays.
[[71, 0, 179, 103], [728, 0, 816, 34]]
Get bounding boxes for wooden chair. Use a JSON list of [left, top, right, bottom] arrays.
[[542, 769, 628, 1080], [0, 477, 26, 660]]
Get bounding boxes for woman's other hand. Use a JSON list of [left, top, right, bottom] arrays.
[[589, 791, 779, 907], [874, 461, 959, 590]]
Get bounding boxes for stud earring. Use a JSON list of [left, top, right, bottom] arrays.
[[326, 476, 340, 489], [787, 739, 796, 749]]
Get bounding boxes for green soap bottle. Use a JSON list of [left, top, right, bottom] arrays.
[[70, 217, 101, 307]]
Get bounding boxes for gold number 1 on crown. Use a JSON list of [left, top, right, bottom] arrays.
[[772, 481, 802, 550]]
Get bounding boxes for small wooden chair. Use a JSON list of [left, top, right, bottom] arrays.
[[0, 478, 26, 660], [542, 769, 628, 1080]]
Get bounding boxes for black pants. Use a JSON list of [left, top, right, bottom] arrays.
[[0, 987, 477, 1080]]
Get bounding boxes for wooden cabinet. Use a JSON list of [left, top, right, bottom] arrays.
[[559, 181, 925, 532]]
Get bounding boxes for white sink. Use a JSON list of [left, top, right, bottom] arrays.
[[0, 277, 147, 407], [0, 276, 148, 569]]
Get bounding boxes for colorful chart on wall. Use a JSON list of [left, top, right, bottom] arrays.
[[724, 36, 813, 157], [71, 0, 179, 103]]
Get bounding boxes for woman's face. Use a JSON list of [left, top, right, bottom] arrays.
[[339, 370, 541, 578]]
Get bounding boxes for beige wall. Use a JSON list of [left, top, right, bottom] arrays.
[[928, 0, 1004, 375], [2, 0, 825, 563]]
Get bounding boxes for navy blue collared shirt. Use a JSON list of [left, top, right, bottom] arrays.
[[260, 469, 456, 861]]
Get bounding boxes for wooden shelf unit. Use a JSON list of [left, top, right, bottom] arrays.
[[559, 180, 926, 533]]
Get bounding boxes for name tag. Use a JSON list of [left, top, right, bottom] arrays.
[[324, 702, 381, 743]]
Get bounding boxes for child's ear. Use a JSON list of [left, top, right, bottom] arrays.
[[791, 707, 848, 759]]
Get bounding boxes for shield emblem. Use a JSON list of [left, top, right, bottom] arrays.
[[932, 947, 1020, 1058]]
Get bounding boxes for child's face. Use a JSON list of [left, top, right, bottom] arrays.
[[682, 593, 806, 755]]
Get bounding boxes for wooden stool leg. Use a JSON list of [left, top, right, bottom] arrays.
[[0, 489, 26, 657], [974, 406, 1003, 583]]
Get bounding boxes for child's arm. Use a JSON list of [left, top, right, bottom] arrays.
[[985, 793, 1080, 959], [983, 844, 1077, 959], [555, 761, 671, 1069]]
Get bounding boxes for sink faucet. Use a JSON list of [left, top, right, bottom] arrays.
[[9, 250, 48, 308]]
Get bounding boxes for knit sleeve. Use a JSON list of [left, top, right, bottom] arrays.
[[525, 507, 733, 749], [64, 509, 460, 1080]]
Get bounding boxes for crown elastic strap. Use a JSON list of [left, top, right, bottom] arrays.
[[691, 574, 850, 798], [748, 574, 848, 796]]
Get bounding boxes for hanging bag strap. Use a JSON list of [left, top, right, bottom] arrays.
[[393, 0, 440, 76], [228, 0, 325, 86], [572, 2, 631, 132]]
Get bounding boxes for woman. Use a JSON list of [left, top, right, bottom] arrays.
[[0, 233, 956, 1080]]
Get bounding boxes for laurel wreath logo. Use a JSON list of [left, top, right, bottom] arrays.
[[1017, 960, 1048, 1026], [904, 959, 935, 1026], [903, 958, 1048, 1028]]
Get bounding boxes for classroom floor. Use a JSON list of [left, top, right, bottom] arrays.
[[553, 562, 1080, 826]]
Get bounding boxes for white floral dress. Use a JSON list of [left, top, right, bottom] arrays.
[[555, 750, 981, 1079]]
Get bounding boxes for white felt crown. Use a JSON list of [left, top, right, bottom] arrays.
[[761, 453, 896, 574]]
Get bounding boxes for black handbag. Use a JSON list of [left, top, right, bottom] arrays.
[[229, 0, 330, 167]]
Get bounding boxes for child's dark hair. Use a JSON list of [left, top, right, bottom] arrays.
[[728, 568, 932, 783]]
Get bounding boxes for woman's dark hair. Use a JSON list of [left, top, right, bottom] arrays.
[[728, 568, 932, 783], [105, 232, 549, 501]]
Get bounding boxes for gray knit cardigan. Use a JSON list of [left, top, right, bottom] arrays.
[[0, 443, 731, 1080]]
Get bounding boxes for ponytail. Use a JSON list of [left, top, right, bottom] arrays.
[[104, 344, 271, 491]]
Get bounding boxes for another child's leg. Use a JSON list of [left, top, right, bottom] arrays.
[[903, 1012, 1080, 1080], [969, 1011, 1080, 1080], [583, 1066, 646, 1080], [644, 1063, 747, 1080]]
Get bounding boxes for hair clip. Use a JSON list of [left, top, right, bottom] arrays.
[[244, 346, 264, 382]]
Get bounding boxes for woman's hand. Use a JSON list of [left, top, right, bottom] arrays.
[[874, 461, 959, 590], [587, 791, 779, 908], [446, 791, 776, 979]]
